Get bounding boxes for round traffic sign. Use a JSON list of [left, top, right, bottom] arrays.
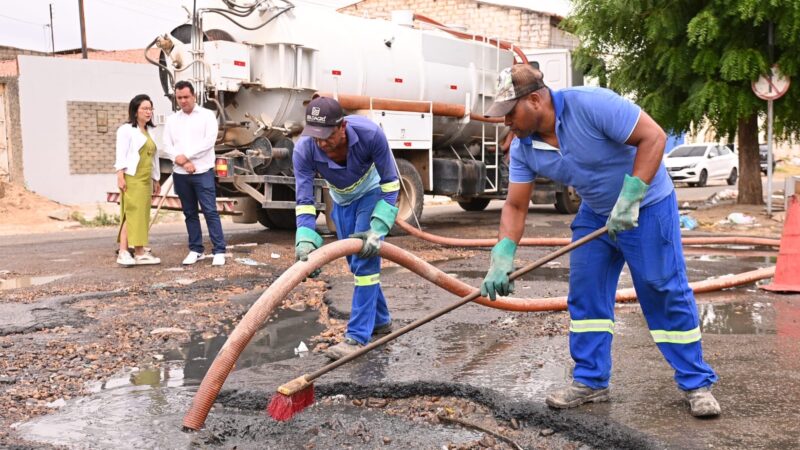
[[752, 65, 790, 100]]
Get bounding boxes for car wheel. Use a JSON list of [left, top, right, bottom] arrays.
[[726, 167, 738, 185], [697, 170, 708, 187]]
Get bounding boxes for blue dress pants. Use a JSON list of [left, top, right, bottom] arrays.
[[173, 170, 226, 255], [331, 188, 391, 345], [568, 191, 718, 391]]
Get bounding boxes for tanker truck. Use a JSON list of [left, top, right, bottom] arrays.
[[146, 0, 581, 232]]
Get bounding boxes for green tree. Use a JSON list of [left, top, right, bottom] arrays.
[[564, 0, 800, 204]]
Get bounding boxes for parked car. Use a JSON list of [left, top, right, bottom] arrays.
[[664, 143, 738, 187], [759, 144, 777, 174]]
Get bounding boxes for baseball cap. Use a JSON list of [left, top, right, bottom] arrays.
[[484, 64, 547, 117], [301, 96, 344, 139]]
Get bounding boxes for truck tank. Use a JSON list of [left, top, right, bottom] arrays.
[[158, 1, 515, 149]]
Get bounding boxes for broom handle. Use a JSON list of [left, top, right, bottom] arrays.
[[304, 226, 608, 383], [149, 175, 173, 232]]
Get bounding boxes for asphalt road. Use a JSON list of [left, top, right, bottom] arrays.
[[2, 180, 799, 449]]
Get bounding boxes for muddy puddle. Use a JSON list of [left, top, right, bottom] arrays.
[[15, 306, 325, 448], [0, 274, 71, 290], [699, 301, 776, 335]]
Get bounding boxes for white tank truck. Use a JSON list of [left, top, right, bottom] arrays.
[[146, 0, 581, 231]]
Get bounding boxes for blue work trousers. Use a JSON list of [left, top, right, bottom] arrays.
[[568, 191, 718, 391], [332, 188, 391, 345], [173, 170, 226, 255]]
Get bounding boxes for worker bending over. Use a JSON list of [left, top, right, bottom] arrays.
[[481, 65, 720, 417], [293, 96, 400, 361]]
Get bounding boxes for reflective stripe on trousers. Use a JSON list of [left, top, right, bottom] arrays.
[[331, 188, 391, 345], [567, 192, 717, 391]]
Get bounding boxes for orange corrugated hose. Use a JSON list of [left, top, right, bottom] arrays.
[[182, 239, 775, 430]]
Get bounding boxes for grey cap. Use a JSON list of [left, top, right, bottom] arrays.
[[301, 96, 344, 139], [484, 64, 547, 117]]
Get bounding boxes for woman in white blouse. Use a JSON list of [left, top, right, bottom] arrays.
[[113, 94, 161, 266]]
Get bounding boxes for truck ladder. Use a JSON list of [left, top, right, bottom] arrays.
[[478, 35, 502, 193]]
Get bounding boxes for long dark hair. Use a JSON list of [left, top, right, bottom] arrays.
[[127, 94, 155, 128]]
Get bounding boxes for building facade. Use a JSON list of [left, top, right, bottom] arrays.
[[338, 0, 579, 52]]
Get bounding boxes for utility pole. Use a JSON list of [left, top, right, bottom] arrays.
[[78, 0, 87, 59], [49, 4, 55, 56]]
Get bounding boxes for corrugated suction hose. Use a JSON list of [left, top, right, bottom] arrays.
[[182, 239, 775, 430]]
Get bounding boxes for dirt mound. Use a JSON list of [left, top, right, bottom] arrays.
[[0, 181, 78, 235]]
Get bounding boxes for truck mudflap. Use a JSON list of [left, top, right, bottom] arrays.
[[106, 192, 242, 215]]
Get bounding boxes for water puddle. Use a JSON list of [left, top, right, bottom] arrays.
[[16, 306, 325, 447], [699, 301, 776, 335], [0, 274, 71, 290], [166, 308, 325, 384], [684, 254, 777, 264], [15, 367, 198, 449]]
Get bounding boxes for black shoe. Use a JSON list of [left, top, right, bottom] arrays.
[[371, 321, 393, 339]]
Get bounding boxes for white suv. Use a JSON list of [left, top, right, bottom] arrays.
[[664, 143, 738, 187]]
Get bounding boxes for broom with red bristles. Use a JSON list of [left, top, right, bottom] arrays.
[[267, 227, 607, 421]]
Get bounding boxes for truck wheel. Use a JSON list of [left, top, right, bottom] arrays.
[[457, 198, 491, 211], [391, 158, 424, 235], [256, 185, 299, 230], [554, 185, 581, 214]]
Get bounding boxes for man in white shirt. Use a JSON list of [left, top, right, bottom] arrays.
[[163, 81, 226, 266]]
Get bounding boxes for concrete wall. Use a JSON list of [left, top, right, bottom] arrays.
[[0, 46, 48, 61], [339, 0, 579, 51], [17, 55, 171, 204]]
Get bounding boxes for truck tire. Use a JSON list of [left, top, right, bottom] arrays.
[[554, 185, 581, 214], [256, 185, 298, 230], [457, 198, 491, 211], [391, 158, 424, 235]]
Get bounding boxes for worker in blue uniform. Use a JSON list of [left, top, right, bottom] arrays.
[[293, 96, 400, 361], [481, 65, 720, 417]]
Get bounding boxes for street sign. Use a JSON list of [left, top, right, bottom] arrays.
[[752, 65, 791, 100]]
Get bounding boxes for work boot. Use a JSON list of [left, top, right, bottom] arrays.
[[371, 321, 393, 340], [324, 337, 364, 361], [545, 381, 610, 409], [686, 386, 721, 417]]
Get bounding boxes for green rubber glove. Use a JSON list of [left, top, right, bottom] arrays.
[[480, 237, 517, 301], [295, 226, 324, 278], [349, 199, 399, 259], [607, 174, 649, 241]]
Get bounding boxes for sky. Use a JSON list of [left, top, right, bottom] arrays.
[[0, 0, 189, 52], [0, 0, 354, 52], [0, 0, 571, 52]]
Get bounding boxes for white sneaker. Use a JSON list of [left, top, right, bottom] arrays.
[[212, 254, 225, 266], [182, 251, 204, 265], [135, 253, 161, 265], [116, 250, 135, 267]]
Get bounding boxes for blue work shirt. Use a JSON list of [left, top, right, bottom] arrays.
[[508, 86, 673, 216], [293, 115, 400, 229]]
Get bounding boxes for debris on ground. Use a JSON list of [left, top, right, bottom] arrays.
[[710, 189, 738, 203], [235, 257, 266, 266], [679, 215, 698, 230], [725, 212, 757, 225]]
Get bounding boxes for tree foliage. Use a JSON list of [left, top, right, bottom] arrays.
[[563, 0, 800, 203]]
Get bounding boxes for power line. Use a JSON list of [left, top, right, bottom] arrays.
[[0, 13, 47, 28]]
